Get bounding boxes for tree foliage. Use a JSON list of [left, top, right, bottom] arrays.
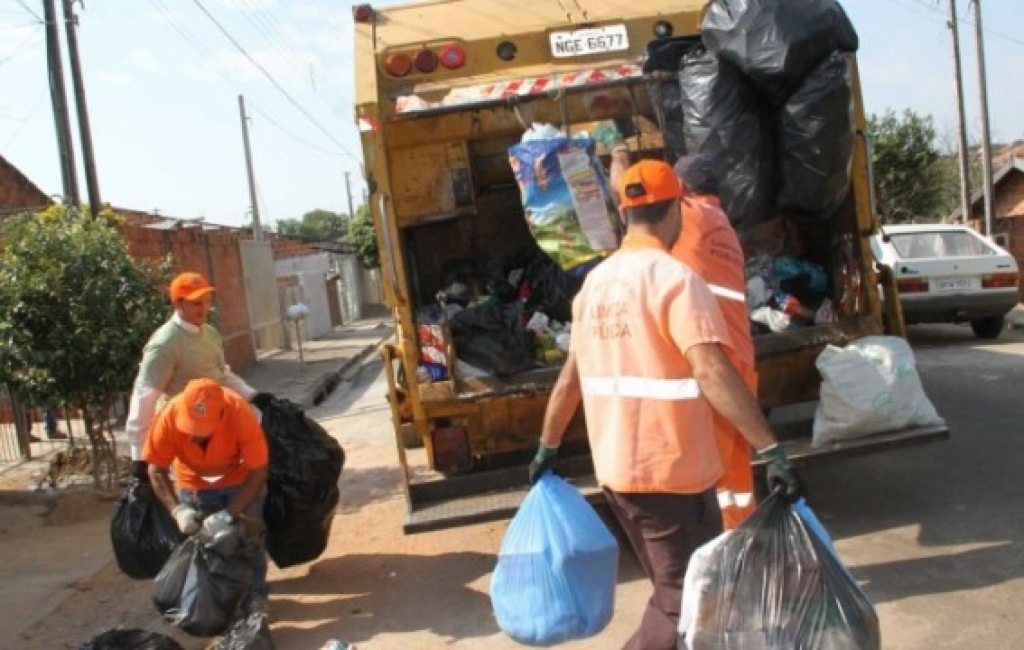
[[0, 207, 172, 486], [869, 109, 949, 223], [347, 203, 379, 269], [276, 209, 348, 242]]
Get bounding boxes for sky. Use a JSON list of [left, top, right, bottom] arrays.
[[0, 0, 1022, 229]]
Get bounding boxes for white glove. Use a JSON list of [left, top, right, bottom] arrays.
[[202, 510, 236, 540], [172, 504, 202, 536]]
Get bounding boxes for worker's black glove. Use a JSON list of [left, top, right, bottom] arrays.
[[759, 444, 805, 502], [130, 460, 150, 481], [528, 444, 560, 486], [250, 392, 276, 410]]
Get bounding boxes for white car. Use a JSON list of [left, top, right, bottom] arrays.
[[872, 224, 1019, 339]]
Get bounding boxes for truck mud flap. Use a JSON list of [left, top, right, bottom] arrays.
[[403, 455, 601, 534]]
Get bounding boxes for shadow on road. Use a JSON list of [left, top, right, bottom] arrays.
[[269, 551, 498, 646], [336, 464, 404, 513], [798, 323, 1024, 603]]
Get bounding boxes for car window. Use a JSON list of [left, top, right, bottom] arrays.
[[889, 231, 996, 259]]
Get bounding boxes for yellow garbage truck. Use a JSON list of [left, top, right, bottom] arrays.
[[352, 0, 948, 532]]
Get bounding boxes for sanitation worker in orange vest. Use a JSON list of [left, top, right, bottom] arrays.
[[529, 160, 803, 650], [144, 377, 271, 618], [671, 154, 758, 530]]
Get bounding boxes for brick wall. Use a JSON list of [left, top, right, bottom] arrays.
[[118, 224, 257, 371], [0, 154, 49, 215]]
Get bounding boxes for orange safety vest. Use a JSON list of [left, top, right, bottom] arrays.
[[673, 195, 757, 529], [571, 233, 729, 494]]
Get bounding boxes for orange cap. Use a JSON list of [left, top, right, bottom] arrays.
[[170, 272, 215, 302], [175, 378, 225, 436], [618, 160, 683, 209]]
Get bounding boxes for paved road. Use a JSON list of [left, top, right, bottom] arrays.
[[267, 321, 1024, 649]]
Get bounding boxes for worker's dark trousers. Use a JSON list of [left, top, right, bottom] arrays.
[[603, 487, 723, 650]]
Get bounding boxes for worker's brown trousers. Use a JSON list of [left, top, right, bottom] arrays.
[[603, 487, 723, 650]]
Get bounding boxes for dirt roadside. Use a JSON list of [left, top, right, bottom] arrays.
[[0, 360, 651, 650]]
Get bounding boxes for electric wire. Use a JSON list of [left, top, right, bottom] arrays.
[[899, 0, 1024, 49], [148, 0, 347, 160], [189, 0, 360, 163], [12, 0, 42, 23], [0, 32, 42, 67]]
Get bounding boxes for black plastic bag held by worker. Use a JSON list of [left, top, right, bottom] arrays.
[[257, 397, 345, 568], [79, 628, 184, 650], [679, 492, 880, 649], [701, 0, 859, 105], [777, 51, 855, 221], [215, 613, 276, 650], [679, 48, 776, 230], [110, 477, 184, 579], [153, 534, 254, 637]]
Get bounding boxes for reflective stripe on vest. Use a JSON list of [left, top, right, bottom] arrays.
[[709, 284, 746, 303], [581, 376, 701, 401], [717, 490, 755, 509]]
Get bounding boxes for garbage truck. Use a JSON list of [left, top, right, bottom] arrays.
[[352, 0, 949, 532]]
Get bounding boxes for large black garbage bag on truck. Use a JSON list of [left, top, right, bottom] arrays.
[[449, 302, 540, 377], [643, 36, 703, 164], [777, 51, 856, 220], [258, 397, 345, 568], [110, 477, 184, 579], [701, 0, 859, 105], [153, 536, 254, 637], [679, 48, 776, 230]]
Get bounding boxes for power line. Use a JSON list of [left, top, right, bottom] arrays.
[[0, 32, 42, 67], [148, 0, 349, 160], [13, 0, 42, 23], [900, 0, 1024, 48], [189, 0, 360, 163]]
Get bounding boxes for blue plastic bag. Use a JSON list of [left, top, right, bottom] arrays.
[[490, 473, 619, 646]]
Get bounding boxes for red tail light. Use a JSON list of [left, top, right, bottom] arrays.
[[413, 49, 439, 73], [385, 52, 412, 77], [897, 277, 929, 294], [439, 43, 467, 70], [353, 4, 374, 23], [982, 272, 1019, 289]]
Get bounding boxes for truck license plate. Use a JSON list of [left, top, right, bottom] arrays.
[[550, 24, 629, 58], [933, 276, 978, 292]]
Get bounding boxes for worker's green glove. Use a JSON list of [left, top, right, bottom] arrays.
[[592, 120, 625, 150], [528, 444, 560, 485], [758, 444, 805, 502]]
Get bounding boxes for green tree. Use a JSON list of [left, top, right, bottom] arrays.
[[0, 207, 172, 487], [869, 109, 948, 223], [347, 203, 379, 269], [276, 209, 348, 241]]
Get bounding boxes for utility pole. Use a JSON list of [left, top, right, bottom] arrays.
[[43, 0, 79, 206], [237, 95, 263, 241], [62, 0, 101, 217], [948, 0, 972, 224], [344, 170, 355, 220], [971, 0, 995, 237]]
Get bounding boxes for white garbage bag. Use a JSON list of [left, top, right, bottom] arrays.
[[812, 335, 944, 446]]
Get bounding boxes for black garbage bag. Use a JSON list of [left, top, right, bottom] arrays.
[[449, 302, 540, 377], [777, 51, 855, 220], [110, 477, 184, 579], [258, 397, 344, 568], [679, 493, 880, 649], [215, 613, 276, 650], [153, 535, 254, 637], [511, 247, 582, 324], [701, 0, 859, 105], [679, 48, 776, 230], [643, 36, 703, 165], [79, 628, 183, 650]]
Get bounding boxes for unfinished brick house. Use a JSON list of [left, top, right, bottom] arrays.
[[957, 156, 1024, 299]]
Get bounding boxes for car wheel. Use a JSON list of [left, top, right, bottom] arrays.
[[970, 315, 1005, 339]]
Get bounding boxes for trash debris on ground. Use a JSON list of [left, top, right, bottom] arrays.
[[78, 627, 184, 650]]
